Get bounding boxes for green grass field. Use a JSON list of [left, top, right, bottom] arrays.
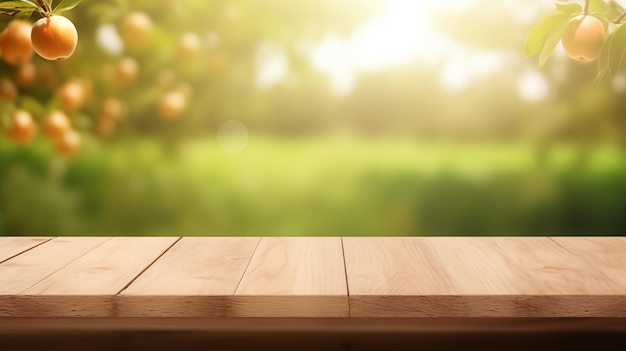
[[1, 137, 625, 236]]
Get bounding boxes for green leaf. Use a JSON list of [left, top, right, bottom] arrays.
[[608, 23, 626, 75], [608, 0, 626, 17], [0, 0, 38, 17], [596, 33, 612, 83], [0, 0, 38, 10], [538, 21, 570, 68], [590, 0, 625, 19], [555, 2, 582, 14], [590, 0, 608, 13], [52, 0, 80, 13], [525, 12, 574, 57]]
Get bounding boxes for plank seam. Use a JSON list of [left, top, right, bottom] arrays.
[[0, 237, 55, 264], [115, 237, 182, 295], [547, 237, 576, 256], [548, 237, 624, 290], [340, 237, 351, 317], [234, 237, 262, 294], [17, 237, 114, 295]]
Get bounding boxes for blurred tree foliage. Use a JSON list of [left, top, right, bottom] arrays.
[[0, 0, 624, 144], [0, 0, 624, 236]]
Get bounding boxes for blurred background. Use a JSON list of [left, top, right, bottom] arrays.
[[0, 0, 625, 236]]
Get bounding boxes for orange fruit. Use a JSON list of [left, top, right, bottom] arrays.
[[6, 110, 36, 144], [0, 78, 17, 101], [14, 61, 37, 87], [158, 90, 187, 120], [562, 15, 605, 63], [55, 129, 81, 157], [120, 12, 152, 47], [43, 110, 71, 141], [100, 97, 124, 120], [57, 79, 89, 112], [31, 15, 78, 60], [0, 20, 34, 66]]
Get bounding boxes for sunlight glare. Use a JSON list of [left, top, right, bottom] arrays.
[[351, 0, 471, 70], [440, 48, 508, 92], [255, 43, 289, 90], [311, 34, 356, 96], [311, 0, 478, 95]]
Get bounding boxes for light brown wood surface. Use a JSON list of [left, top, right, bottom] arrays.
[[118, 237, 259, 317], [1, 237, 178, 317], [1, 236, 625, 318], [22, 237, 178, 295], [0, 237, 109, 294], [234, 237, 348, 317], [343, 237, 626, 317], [551, 237, 626, 290], [0, 237, 50, 263], [236, 237, 346, 295]]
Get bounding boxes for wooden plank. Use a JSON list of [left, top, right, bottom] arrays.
[[551, 237, 626, 290], [345, 237, 626, 317], [6, 237, 178, 317], [117, 237, 259, 317], [343, 237, 452, 297], [344, 237, 455, 317], [425, 237, 526, 295], [0, 237, 109, 295], [489, 237, 625, 295], [0, 237, 51, 263], [426, 237, 626, 317], [234, 237, 348, 317]]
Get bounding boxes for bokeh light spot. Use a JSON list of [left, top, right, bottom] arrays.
[[95, 24, 123, 56], [517, 69, 549, 102], [217, 120, 249, 154]]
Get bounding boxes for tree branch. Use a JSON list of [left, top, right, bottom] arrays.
[[616, 11, 626, 24], [584, 0, 590, 14], [36, 0, 50, 17]]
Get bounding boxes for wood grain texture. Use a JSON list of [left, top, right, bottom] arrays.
[[22, 237, 178, 295], [235, 237, 348, 317], [0, 237, 51, 263], [0, 237, 109, 294], [345, 237, 626, 317], [0, 296, 115, 317], [551, 237, 626, 290], [4, 237, 179, 317], [122, 237, 259, 295], [489, 237, 624, 295], [2, 236, 626, 318], [117, 237, 259, 317], [343, 237, 451, 296]]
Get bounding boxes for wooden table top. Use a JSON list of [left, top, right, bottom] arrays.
[[1, 236, 625, 318]]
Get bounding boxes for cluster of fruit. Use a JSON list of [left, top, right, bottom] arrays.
[[0, 8, 81, 156], [0, 2, 200, 156], [118, 11, 195, 121]]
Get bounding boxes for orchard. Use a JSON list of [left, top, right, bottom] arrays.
[[0, 0, 375, 158], [0, 0, 625, 237]]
